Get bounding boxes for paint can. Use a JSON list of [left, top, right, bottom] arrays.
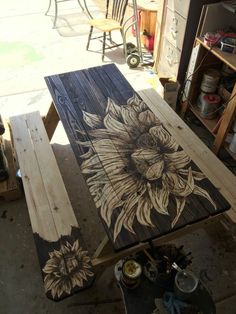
[[121, 259, 142, 288], [200, 69, 220, 93], [199, 94, 221, 119]]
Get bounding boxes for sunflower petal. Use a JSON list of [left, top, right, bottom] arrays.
[[44, 274, 55, 291], [121, 106, 140, 128], [87, 169, 108, 186], [81, 154, 102, 174], [178, 169, 206, 181], [72, 240, 79, 252], [193, 185, 216, 209], [165, 151, 191, 171], [104, 113, 132, 141], [127, 94, 147, 112], [172, 197, 186, 228], [106, 98, 121, 119], [80, 148, 94, 159], [145, 160, 164, 180], [113, 208, 134, 242], [82, 111, 103, 128], [136, 195, 154, 227], [87, 129, 131, 142], [113, 192, 141, 240], [147, 183, 169, 215], [164, 168, 194, 197], [100, 184, 125, 227], [138, 110, 158, 126]]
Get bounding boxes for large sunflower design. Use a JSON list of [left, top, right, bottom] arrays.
[[43, 240, 93, 299], [77, 94, 216, 241]]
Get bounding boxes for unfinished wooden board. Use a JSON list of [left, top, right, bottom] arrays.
[[45, 64, 230, 251], [10, 111, 94, 301], [0, 121, 21, 201]]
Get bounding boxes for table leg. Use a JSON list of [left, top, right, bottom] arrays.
[[93, 236, 113, 259], [43, 102, 60, 141], [92, 236, 114, 279]]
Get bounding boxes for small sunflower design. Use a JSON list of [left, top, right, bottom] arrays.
[[77, 94, 216, 241], [43, 240, 93, 299]]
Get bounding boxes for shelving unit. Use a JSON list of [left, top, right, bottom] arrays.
[[181, 37, 236, 160], [196, 37, 236, 71]]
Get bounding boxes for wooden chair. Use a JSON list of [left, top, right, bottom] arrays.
[[86, 0, 128, 61]]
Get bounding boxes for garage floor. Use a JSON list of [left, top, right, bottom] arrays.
[[0, 0, 236, 313]]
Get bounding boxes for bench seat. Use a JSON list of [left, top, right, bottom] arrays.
[[10, 111, 94, 301]]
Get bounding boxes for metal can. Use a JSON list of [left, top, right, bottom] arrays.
[[199, 94, 221, 119]]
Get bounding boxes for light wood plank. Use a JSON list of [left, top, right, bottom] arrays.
[[10, 114, 58, 241], [26, 112, 79, 236]]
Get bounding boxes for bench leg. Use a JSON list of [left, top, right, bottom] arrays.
[[43, 102, 60, 141]]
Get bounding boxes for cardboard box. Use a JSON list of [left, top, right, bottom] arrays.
[[157, 77, 180, 111]]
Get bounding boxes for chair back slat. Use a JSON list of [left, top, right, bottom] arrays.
[[107, 0, 128, 24]]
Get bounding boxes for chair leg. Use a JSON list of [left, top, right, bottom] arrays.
[[102, 32, 106, 61], [86, 26, 93, 50], [76, 0, 85, 12], [53, 0, 58, 28], [45, 0, 52, 15], [109, 32, 112, 43]]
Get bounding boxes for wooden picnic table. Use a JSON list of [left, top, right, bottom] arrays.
[[44, 64, 236, 270]]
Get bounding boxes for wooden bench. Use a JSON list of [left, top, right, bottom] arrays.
[[10, 111, 94, 301]]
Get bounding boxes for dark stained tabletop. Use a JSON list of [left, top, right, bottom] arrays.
[[45, 64, 230, 251]]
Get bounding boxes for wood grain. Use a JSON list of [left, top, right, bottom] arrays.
[[45, 64, 230, 251], [10, 112, 94, 300]]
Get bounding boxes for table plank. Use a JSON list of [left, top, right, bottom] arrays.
[[45, 64, 230, 251]]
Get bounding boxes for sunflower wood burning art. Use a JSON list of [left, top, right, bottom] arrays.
[[45, 64, 230, 251], [10, 112, 94, 301], [34, 228, 94, 300]]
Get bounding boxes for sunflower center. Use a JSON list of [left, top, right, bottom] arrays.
[[136, 133, 158, 150], [131, 148, 165, 181]]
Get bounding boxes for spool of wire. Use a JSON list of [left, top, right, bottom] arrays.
[[200, 69, 220, 94], [199, 94, 221, 119]]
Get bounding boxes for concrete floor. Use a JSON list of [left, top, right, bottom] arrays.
[[0, 0, 236, 313]]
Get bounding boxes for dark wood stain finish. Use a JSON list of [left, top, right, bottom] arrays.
[[45, 64, 230, 251]]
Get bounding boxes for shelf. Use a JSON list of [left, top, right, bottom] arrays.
[[190, 106, 219, 136], [224, 143, 236, 161], [196, 37, 236, 72]]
